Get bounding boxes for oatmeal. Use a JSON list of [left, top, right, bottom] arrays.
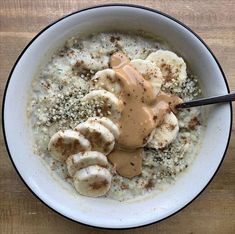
[[27, 32, 202, 200]]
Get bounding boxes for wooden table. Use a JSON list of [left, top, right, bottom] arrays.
[[0, 1, 234, 233]]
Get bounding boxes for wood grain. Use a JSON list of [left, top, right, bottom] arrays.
[[0, 1, 234, 233]]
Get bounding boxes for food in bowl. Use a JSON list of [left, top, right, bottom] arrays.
[[27, 32, 203, 200]]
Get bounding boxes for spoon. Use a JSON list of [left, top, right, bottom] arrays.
[[176, 92, 235, 109]]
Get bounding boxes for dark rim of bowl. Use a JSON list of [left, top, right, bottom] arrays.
[[2, 3, 233, 230]]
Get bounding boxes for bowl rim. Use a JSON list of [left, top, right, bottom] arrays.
[[2, 3, 233, 230]]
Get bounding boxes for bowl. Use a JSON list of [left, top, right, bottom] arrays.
[[2, 4, 232, 229]]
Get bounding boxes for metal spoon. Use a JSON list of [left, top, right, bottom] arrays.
[[176, 92, 235, 109]]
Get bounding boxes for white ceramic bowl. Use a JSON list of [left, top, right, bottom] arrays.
[[3, 4, 232, 229]]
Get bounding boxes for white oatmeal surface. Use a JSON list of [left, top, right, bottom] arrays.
[[27, 32, 203, 201]]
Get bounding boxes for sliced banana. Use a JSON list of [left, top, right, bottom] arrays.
[[90, 69, 121, 96], [82, 89, 123, 120], [73, 165, 112, 197], [75, 121, 115, 155], [48, 130, 91, 162], [66, 151, 108, 176], [130, 59, 163, 96], [146, 50, 187, 84], [147, 112, 179, 149], [86, 117, 120, 140]]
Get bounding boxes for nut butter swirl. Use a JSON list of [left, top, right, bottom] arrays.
[[108, 52, 182, 179]]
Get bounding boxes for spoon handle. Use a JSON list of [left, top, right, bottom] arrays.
[[176, 92, 235, 109]]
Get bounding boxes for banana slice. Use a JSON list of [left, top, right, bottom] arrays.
[[86, 117, 120, 140], [146, 50, 187, 84], [147, 112, 179, 149], [90, 69, 121, 96], [73, 165, 112, 197], [130, 59, 163, 96], [82, 89, 123, 121], [48, 130, 91, 162], [75, 121, 115, 155], [66, 151, 108, 176]]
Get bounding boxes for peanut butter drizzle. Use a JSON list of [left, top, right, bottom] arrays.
[[156, 91, 183, 113], [108, 148, 143, 179], [108, 52, 182, 179]]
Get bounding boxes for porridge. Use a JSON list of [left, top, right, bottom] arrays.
[[27, 32, 203, 201]]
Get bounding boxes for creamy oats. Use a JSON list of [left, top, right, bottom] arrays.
[[27, 32, 203, 201]]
